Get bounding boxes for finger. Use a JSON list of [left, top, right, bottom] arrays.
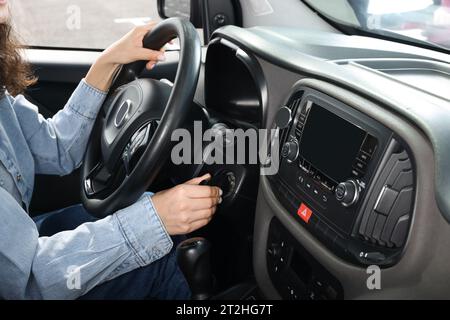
[[188, 197, 222, 211], [146, 61, 156, 70], [185, 174, 212, 185], [136, 48, 166, 62], [183, 185, 222, 199]]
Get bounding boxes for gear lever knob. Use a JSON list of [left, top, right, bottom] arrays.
[[176, 237, 213, 300]]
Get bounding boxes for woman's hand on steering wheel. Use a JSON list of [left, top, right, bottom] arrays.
[[151, 174, 223, 236], [85, 22, 166, 92], [101, 22, 167, 69]]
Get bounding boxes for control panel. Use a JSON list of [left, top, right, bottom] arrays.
[[269, 88, 415, 267], [267, 218, 344, 300]]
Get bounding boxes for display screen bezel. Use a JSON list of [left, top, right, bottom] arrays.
[[297, 102, 369, 184]]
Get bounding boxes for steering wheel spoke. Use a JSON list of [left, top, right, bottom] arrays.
[[121, 120, 158, 176], [84, 161, 113, 197]]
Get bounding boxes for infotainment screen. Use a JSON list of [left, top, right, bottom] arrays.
[[299, 104, 366, 183]]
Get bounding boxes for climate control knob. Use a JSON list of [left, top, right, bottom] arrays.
[[335, 179, 360, 207], [281, 140, 299, 163]]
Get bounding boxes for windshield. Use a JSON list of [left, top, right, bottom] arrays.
[[303, 0, 450, 51]]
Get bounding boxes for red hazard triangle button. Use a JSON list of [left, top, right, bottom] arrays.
[[297, 203, 313, 223]]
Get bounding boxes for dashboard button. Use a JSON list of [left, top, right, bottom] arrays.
[[299, 160, 311, 173], [351, 169, 363, 179], [300, 105, 308, 116], [335, 184, 346, 199], [281, 144, 290, 158], [297, 203, 313, 223], [335, 179, 361, 207], [281, 140, 299, 163], [354, 160, 367, 172], [358, 151, 370, 162], [321, 179, 335, 192], [299, 114, 307, 124]]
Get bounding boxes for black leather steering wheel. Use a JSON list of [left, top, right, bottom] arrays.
[[81, 18, 201, 218]]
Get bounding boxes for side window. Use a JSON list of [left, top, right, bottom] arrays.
[[11, 0, 164, 49]]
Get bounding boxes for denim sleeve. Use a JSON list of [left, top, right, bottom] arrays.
[[13, 79, 107, 176], [0, 189, 173, 300]]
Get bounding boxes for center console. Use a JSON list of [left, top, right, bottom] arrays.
[[267, 87, 416, 298]]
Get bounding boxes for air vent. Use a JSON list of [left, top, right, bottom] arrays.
[[278, 92, 304, 156], [358, 140, 415, 248]]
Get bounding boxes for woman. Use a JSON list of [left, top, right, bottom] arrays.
[[0, 1, 222, 299]]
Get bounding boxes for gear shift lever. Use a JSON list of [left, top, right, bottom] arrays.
[[176, 238, 213, 300]]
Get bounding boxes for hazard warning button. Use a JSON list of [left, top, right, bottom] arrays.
[[297, 203, 313, 223]]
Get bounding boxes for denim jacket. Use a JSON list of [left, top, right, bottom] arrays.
[[0, 80, 172, 299]]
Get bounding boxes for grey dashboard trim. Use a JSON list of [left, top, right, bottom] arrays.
[[212, 26, 450, 222], [337, 59, 450, 102]]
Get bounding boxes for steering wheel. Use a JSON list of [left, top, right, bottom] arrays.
[[81, 18, 201, 218]]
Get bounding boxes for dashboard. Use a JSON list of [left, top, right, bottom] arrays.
[[201, 26, 450, 299]]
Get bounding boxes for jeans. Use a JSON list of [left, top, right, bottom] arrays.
[[33, 205, 191, 300]]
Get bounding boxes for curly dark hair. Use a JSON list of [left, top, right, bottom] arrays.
[[0, 21, 36, 96]]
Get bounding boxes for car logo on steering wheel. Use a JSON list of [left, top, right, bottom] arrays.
[[114, 99, 132, 128]]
